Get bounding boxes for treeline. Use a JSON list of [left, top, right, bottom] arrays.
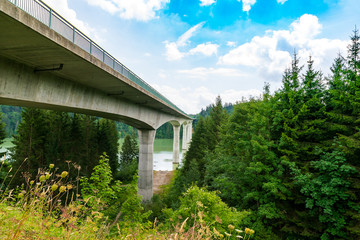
[[0, 105, 181, 139], [1, 108, 123, 187], [166, 29, 360, 239]]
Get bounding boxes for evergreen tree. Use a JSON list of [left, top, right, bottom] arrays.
[[0, 112, 5, 146], [97, 119, 119, 177], [45, 111, 72, 169], [11, 108, 49, 184], [117, 133, 138, 183]]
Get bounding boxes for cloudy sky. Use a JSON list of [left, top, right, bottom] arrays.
[[42, 0, 358, 114]]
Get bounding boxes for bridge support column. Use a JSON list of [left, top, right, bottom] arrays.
[[182, 123, 188, 151], [138, 129, 156, 202], [172, 123, 181, 168], [186, 122, 193, 150]]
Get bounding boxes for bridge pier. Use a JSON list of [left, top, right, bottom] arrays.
[[182, 121, 193, 153], [172, 123, 181, 168], [137, 129, 156, 202]]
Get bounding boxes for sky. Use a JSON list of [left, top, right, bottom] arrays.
[[41, 0, 359, 114]]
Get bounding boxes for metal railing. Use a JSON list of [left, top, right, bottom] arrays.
[[7, 0, 188, 116]]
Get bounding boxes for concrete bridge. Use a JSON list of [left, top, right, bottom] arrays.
[[0, 0, 193, 201]]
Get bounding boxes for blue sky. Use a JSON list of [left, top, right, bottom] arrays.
[[43, 0, 359, 114]]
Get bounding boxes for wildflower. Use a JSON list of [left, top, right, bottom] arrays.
[[18, 192, 24, 198], [59, 186, 67, 192], [228, 224, 235, 231], [66, 184, 73, 190], [60, 171, 68, 178], [245, 228, 255, 235], [49, 164, 54, 169], [40, 192, 46, 198], [45, 173, 52, 180], [236, 235, 243, 239], [30, 180, 34, 185], [51, 184, 58, 191], [235, 229, 243, 233], [225, 232, 231, 237], [39, 175, 46, 182]]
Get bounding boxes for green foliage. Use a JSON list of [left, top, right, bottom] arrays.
[[81, 154, 150, 224], [163, 185, 250, 233], [293, 141, 357, 239], [10, 109, 120, 185], [117, 133, 139, 183], [0, 112, 6, 148]]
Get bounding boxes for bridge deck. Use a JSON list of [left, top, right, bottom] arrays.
[[0, 0, 190, 120]]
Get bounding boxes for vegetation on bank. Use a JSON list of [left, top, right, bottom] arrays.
[[0, 154, 254, 239]]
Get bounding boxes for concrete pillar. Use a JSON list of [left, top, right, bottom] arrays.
[[187, 122, 193, 150], [172, 124, 181, 165], [182, 123, 188, 151], [138, 129, 156, 202]]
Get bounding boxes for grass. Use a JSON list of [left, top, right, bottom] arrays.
[[0, 160, 255, 239]]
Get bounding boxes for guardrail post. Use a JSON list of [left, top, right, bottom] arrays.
[[49, 9, 52, 28], [90, 41, 92, 54], [73, 28, 75, 43]]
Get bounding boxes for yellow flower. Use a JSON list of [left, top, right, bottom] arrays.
[[45, 173, 52, 180], [66, 184, 73, 190], [49, 164, 54, 169], [30, 180, 34, 185], [60, 171, 68, 178], [51, 184, 58, 191], [59, 186, 67, 192], [225, 232, 231, 237], [228, 224, 235, 231], [245, 228, 255, 235], [39, 175, 46, 182]]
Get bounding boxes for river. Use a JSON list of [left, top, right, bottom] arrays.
[[0, 138, 181, 171]]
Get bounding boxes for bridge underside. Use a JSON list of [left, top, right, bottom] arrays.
[[0, 0, 193, 201]]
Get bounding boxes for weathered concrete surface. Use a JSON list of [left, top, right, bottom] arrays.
[[138, 130, 156, 201], [0, 0, 193, 202], [0, 0, 192, 129], [172, 124, 180, 164]]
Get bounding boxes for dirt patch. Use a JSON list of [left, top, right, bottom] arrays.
[[153, 171, 174, 194]]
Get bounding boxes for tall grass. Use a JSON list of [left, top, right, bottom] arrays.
[[0, 160, 255, 239]]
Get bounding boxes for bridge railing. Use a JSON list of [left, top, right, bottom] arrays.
[[7, 0, 188, 116]]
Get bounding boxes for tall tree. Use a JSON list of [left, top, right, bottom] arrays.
[[117, 133, 138, 183], [11, 108, 49, 184], [0, 112, 5, 146], [97, 119, 119, 177]]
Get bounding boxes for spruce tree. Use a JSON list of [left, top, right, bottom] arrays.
[[0, 112, 6, 146], [97, 119, 119, 177], [11, 108, 49, 184], [117, 133, 138, 183]]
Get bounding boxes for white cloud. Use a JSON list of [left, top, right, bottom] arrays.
[[178, 67, 246, 80], [85, 0, 170, 21], [239, 0, 257, 12], [227, 41, 236, 47], [200, 0, 216, 6], [153, 84, 261, 113], [218, 14, 348, 80], [189, 43, 219, 56], [164, 41, 185, 61], [277, 0, 288, 4], [177, 22, 206, 47], [43, 0, 96, 37], [165, 22, 218, 61]]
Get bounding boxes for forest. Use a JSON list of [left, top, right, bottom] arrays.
[[0, 29, 359, 239]]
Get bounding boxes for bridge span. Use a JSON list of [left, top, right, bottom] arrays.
[[0, 0, 192, 201]]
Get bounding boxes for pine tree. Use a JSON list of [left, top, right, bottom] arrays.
[[117, 133, 138, 183], [11, 108, 49, 184], [97, 119, 120, 177], [0, 112, 6, 146]]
